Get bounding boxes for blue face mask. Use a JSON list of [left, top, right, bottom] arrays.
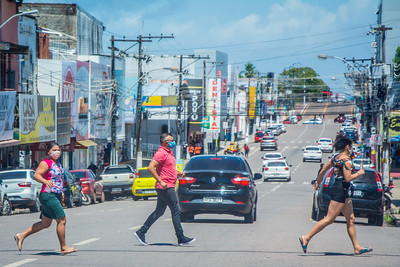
[[167, 141, 176, 149]]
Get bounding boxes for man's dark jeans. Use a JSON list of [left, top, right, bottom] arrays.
[[139, 187, 184, 238]]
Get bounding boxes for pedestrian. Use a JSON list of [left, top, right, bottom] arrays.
[[87, 162, 98, 174], [244, 144, 250, 158], [188, 144, 194, 158], [134, 133, 195, 246], [299, 133, 372, 255], [194, 144, 201, 155], [14, 142, 78, 255]]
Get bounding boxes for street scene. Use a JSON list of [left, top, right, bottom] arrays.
[[1, 0, 400, 266]]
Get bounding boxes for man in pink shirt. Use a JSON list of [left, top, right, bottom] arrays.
[[134, 133, 195, 246]]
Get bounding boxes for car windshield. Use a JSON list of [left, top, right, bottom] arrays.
[[185, 157, 246, 171], [352, 172, 377, 184], [256, 132, 264, 137], [138, 169, 152, 178], [104, 166, 132, 174], [0, 171, 27, 179], [71, 171, 87, 179], [268, 162, 286, 167]]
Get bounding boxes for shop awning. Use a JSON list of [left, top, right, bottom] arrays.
[[0, 139, 20, 148], [75, 140, 97, 148]]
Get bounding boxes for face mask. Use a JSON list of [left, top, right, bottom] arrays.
[[167, 141, 176, 149], [50, 151, 61, 159]]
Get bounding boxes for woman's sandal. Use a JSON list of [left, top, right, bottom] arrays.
[[355, 247, 373, 255], [299, 237, 307, 254]]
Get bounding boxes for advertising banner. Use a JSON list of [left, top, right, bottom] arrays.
[[187, 79, 203, 132], [62, 61, 76, 137], [57, 102, 71, 146], [19, 95, 56, 144], [75, 60, 90, 141], [207, 78, 221, 131], [0, 91, 16, 141], [389, 111, 400, 138]]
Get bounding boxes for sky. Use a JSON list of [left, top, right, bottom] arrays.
[[24, 0, 383, 93]]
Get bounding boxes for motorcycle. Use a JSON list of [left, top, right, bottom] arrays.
[[383, 179, 394, 211]]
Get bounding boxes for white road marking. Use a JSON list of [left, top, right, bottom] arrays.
[[271, 184, 281, 192], [73, 238, 100, 246], [303, 182, 310, 185], [4, 259, 37, 267], [287, 181, 295, 185], [129, 225, 142, 230]]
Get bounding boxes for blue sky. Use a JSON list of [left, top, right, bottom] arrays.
[[25, 0, 382, 92]]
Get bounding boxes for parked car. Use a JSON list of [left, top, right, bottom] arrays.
[[316, 138, 333, 153], [254, 131, 265, 143], [132, 167, 157, 201], [63, 169, 83, 208], [0, 179, 12, 216], [99, 165, 135, 200], [0, 169, 41, 212], [70, 169, 105, 204], [267, 125, 281, 135], [302, 118, 323, 124], [311, 168, 386, 226], [263, 160, 292, 182], [289, 116, 298, 124], [178, 155, 262, 223], [260, 136, 278, 151], [283, 119, 293, 124], [352, 158, 375, 169], [302, 146, 322, 162], [276, 124, 286, 133]]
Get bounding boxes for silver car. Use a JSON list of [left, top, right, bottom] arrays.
[[352, 158, 375, 169], [0, 179, 12, 215], [260, 136, 278, 151], [263, 160, 292, 182], [0, 169, 41, 212]]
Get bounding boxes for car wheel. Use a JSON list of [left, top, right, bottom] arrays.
[[105, 193, 113, 201], [264, 178, 268, 182], [98, 192, 105, 203], [368, 215, 383, 226], [303, 158, 306, 162], [66, 191, 74, 208], [0, 197, 12, 216], [29, 196, 41, 212], [286, 177, 291, 182], [181, 213, 194, 222], [319, 159, 322, 163], [143, 196, 149, 200], [244, 205, 254, 223], [311, 202, 317, 221], [132, 195, 140, 201], [81, 193, 91, 205]]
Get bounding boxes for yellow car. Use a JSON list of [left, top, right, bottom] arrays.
[[132, 167, 178, 201]]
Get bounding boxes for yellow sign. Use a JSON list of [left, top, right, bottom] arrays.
[[389, 111, 400, 137], [249, 86, 256, 119]]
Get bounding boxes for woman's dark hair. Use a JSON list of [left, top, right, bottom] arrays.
[[334, 133, 352, 151], [45, 142, 61, 158]]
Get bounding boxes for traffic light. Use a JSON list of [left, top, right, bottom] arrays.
[[360, 112, 364, 124]]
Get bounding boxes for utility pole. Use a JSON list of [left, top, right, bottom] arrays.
[[110, 36, 117, 165], [109, 34, 174, 169]]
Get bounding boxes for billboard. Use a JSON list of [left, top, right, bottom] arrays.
[[187, 79, 203, 132], [207, 78, 221, 131], [75, 61, 90, 141], [19, 95, 56, 144], [0, 91, 16, 141], [57, 102, 71, 146], [62, 61, 76, 138]]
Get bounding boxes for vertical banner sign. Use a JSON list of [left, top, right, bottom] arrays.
[[57, 102, 71, 146], [249, 86, 256, 119], [187, 79, 203, 132], [0, 91, 16, 141], [62, 62, 76, 137], [207, 78, 221, 131], [19, 95, 56, 144], [389, 111, 400, 137], [75, 61, 89, 141]]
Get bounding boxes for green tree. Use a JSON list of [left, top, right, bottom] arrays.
[[239, 62, 258, 78], [393, 46, 400, 80], [278, 66, 329, 102]]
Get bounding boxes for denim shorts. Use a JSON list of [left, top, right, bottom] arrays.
[[328, 179, 350, 203], [39, 193, 65, 219]]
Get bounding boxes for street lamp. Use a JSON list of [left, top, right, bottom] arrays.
[[0, 10, 38, 29], [318, 54, 362, 74]]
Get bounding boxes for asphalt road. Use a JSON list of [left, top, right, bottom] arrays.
[[1, 103, 399, 266]]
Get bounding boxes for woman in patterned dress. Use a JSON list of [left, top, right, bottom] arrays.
[[14, 142, 77, 255], [299, 133, 372, 255]]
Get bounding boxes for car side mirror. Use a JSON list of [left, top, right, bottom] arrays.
[[311, 179, 316, 185], [254, 173, 263, 180]]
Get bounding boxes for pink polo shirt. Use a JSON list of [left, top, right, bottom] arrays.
[[152, 146, 177, 189]]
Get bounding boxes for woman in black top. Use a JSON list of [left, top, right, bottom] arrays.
[[299, 133, 372, 255]]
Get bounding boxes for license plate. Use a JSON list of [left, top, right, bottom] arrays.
[[112, 188, 122, 192], [203, 197, 222, 203], [353, 190, 362, 197], [145, 190, 156, 194]]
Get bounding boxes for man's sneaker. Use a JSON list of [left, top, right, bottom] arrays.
[[178, 236, 196, 246], [134, 231, 148, 246]]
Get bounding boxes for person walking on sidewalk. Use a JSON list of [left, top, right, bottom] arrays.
[[14, 142, 78, 255], [299, 133, 372, 255], [244, 144, 250, 158], [134, 133, 195, 246]]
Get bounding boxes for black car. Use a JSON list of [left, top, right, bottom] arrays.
[[178, 155, 262, 223], [311, 168, 386, 226], [63, 169, 83, 208]]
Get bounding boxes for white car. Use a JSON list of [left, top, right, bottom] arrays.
[[302, 118, 323, 124], [352, 158, 375, 169], [302, 146, 322, 162], [316, 138, 333, 153], [340, 122, 351, 131], [263, 160, 292, 182], [261, 152, 285, 165]]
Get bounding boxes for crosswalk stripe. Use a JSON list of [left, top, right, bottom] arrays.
[[73, 238, 100, 246], [3, 259, 37, 267]]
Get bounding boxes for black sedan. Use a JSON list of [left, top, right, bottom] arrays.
[[178, 155, 262, 223], [311, 168, 386, 226]]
